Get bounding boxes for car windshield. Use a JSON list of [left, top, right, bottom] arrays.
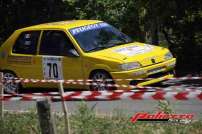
[[69, 22, 133, 52]]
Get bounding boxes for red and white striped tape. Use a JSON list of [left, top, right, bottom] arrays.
[[1, 90, 202, 101], [3, 76, 202, 89], [3, 76, 202, 83]]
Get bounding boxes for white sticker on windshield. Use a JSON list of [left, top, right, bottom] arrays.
[[114, 45, 153, 56], [42, 56, 63, 80]]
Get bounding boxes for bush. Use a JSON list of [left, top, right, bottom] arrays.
[[0, 103, 202, 134], [0, 111, 39, 134]]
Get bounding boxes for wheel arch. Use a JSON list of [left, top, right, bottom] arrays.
[[1, 69, 18, 77], [89, 69, 113, 79]]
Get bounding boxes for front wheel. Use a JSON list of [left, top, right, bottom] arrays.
[[89, 71, 116, 91]]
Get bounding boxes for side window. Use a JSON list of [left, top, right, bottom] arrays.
[[39, 30, 76, 56], [12, 31, 40, 54]]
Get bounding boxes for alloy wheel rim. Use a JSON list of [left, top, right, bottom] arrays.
[[3, 73, 19, 93], [91, 72, 108, 91]]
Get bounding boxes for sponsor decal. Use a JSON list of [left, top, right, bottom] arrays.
[[114, 45, 153, 57], [69, 22, 109, 35], [130, 112, 194, 123], [7, 56, 32, 64]]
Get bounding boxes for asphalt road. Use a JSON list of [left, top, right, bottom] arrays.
[[3, 79, 202, 119]]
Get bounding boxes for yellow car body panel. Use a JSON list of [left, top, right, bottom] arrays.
[[0, 20, 176, 90]]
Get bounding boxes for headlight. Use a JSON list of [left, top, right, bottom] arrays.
[[120, 62, 141, 71], [164, 52, 173, 60]]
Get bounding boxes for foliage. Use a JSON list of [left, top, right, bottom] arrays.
[[157, 100, 173, 114], [0, 103, 202, 134], [0, 111, 39, 134], [0, 0, 202, 74]]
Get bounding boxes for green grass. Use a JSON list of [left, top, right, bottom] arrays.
[[0, 102, 202, 134]]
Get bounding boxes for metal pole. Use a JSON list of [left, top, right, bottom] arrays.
[[0, 72, 4, 119], [58, 81, 70, 134]]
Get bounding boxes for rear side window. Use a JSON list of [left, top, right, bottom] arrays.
[[39, 30, 75, 56], [12, 31, 40, 54]]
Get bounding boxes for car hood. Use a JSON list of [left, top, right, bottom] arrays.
[[86, 42, 170, 67]]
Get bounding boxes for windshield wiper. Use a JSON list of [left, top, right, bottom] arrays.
[[87, 40, 134, 52], [110, 40, 133, 47], [118, 40, 134, 45], [87, 46, 107, 52]]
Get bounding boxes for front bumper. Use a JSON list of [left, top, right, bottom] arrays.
[[110, 58, 176, 88]]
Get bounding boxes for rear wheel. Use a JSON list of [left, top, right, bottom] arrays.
[[89, 71, 116, 91], [3, 71, 21, 93]]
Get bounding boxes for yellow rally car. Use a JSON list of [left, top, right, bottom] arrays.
[[0, 20, 176, 92]]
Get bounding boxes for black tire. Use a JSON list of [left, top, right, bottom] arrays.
[[89, 71, 116, 91], [2, 71, 21, 93]]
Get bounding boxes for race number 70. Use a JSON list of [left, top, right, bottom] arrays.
[[47, 63, 58, 78], [43, 57, 63, 80]]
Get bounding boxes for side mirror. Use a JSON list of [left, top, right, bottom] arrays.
[[67, 49, 79, 57]]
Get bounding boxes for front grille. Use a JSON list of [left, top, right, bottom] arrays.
[[130, 70, 174, 85], [148, 70, 173, 78], [147, 67, 165, 74]]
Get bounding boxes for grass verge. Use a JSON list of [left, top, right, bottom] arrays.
[[0, 102, 202, 134]]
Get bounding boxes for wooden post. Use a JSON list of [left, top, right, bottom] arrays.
[[37, 98, 56, 134], [58, 81, 70, 134], [0, 72, 4, 120]]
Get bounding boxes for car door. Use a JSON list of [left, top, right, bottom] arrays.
[[10, 31, 42, 80], [38, 30, 84, 88]]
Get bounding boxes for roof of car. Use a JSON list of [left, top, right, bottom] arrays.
[[19, 20, 102, 31]]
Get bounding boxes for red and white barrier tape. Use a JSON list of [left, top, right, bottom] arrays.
[[2, 76, 202, 89], [3, 79, 202, 91], [3, 76, 202, 83], [1, 75, 202, 101], [4, 86, 202, 97], [1, 90, 202, 101]]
